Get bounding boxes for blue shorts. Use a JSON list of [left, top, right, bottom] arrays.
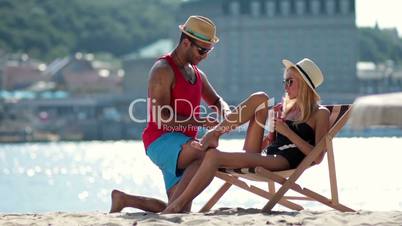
[[146, 132, 192, 191]]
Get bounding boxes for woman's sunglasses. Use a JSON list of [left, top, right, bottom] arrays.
[[189, 39, 214, 55], [283, 78, 294, 88]]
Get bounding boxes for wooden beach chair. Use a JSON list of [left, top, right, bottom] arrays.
[[199, 104, 355, 212]]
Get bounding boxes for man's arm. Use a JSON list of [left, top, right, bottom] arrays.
[[199, 70, 231, 116], [149, 61, 208, 128]]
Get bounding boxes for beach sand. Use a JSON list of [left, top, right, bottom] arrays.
[[1, 208, 402, 226]]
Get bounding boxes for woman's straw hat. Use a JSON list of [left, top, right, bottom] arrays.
[[282, 58, 324, 96], [179, 15, 219, 44]]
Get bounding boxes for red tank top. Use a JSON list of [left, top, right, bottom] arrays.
[[142, 54, 203, 150]]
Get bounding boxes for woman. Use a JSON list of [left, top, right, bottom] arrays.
[[162, 58, 330, 213]]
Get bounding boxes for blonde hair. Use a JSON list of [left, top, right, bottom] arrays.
[[283, 67, 320, 124]]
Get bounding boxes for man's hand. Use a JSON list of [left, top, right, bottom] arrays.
[[191, 129, 220, 151]]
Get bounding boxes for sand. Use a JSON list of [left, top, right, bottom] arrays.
[[1, 208, 402, 226]]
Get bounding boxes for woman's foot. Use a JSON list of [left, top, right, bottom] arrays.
[[109, 189, 126, 213], [192, 129, 221, 151], [161, 200, 185, 214]]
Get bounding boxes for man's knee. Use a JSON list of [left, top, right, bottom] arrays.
[[182, 141, 205, 159], [177, 140, 205, 169]]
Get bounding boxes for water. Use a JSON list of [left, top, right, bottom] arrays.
[[1, 138, 402, 213]]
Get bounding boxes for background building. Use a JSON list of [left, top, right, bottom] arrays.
[[177, 0, 358, 104], [45, 53, 123, 95]]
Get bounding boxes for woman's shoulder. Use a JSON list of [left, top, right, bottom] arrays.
[[315, 105, 330, 121], [317, 105, 330, 113]]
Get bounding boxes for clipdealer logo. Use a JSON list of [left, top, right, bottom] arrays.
[[128, 97, 275, 132]]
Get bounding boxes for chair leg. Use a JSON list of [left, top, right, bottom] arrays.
[[262, 139, 327, 212], [268, 181, 275, 193], [199, 182, 232, 212], [265, 173, 354, 212], [299, 187, 355, 212], [216, 172, 303, 211], [326, 137, 339, 204], [260, 171, 354, 212]]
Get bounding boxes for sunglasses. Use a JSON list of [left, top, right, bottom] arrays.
[[283, 78, 294, 88], [189, 39, 214, 55]]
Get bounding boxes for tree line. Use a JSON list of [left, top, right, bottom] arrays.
[[0, 0, 180, 61], [359, 26, 402, 64], [1, 0, 401, 64]]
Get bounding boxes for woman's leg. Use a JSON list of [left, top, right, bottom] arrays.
[[162, 149, 289, 213], [167, 159, 202, 212], [220, 92, 268, 134], [243, 99, 268, 153], [196, 92, 269, 151]]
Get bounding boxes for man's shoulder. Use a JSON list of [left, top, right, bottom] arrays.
[[150, 59, 174, 80], [152, 58, 171, 72]]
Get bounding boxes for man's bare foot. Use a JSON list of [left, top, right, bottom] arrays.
[[109, 189, 126, 213]]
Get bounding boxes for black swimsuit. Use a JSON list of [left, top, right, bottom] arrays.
[[266, 120, 315, 169]]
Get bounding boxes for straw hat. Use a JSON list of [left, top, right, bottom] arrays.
[[179, 15, 219, 44], [282, 58, 324, 96]]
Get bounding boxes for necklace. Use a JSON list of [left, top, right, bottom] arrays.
[[183, 65, 195, 84], [171, 50, 195, 84]]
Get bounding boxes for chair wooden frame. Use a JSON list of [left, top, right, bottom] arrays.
[[199, 104, 355, 213]]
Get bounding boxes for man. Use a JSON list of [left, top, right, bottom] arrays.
[[110, 15, 230, 213]]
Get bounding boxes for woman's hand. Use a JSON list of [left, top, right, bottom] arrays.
[[202, 116, 219, 129], [274, 118, 291, 137], [260, 134, 272, 150]]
